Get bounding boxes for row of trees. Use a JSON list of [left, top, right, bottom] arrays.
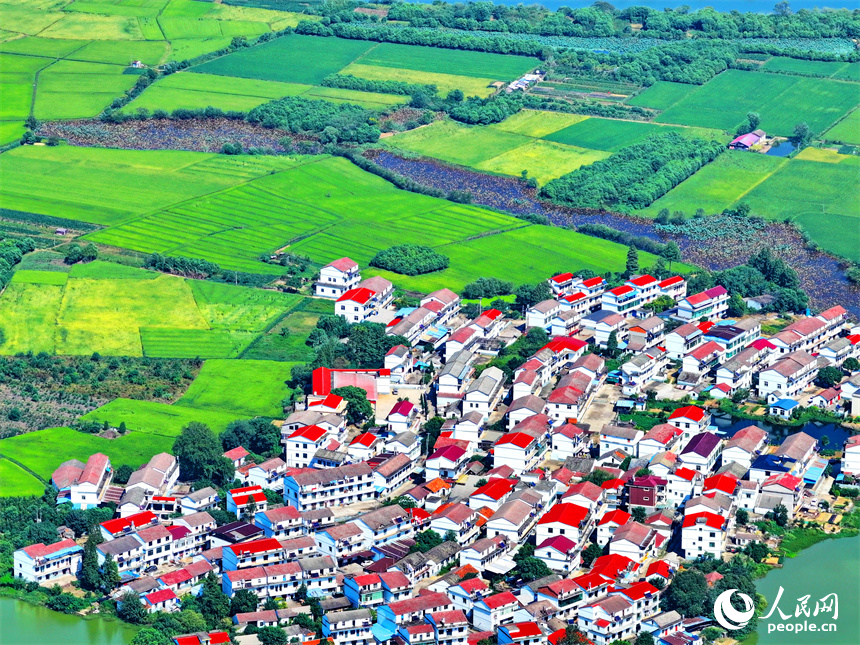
[[247, 96, 380, 144], [144, 253, 221, 278], [320, 73, 437, 96], [0, 238, 36, 292], [540, 133, 725, 210], [369, 244, 450, 275]]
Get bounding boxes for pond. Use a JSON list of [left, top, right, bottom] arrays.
[[0, 597, 136, 645], [744, 535, 860, 645], [765, 140, 799, 157], [711, 414, 853, 447]]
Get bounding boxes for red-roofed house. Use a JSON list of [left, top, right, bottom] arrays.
[[498, 621, 544, 644], [100, 511, 158, 541], [609, 522, 660, 562], [285, 424, 331, 469], [535, 535, 580, 573], [336, 287, 378, 323], [758, 473, 803, 516], [682, 512, 727, 558], [52, 452, 111, 510], [469, 478, 515, 512], [659, 275, 687, 300], [14, 539, 82, 585], [596, 509, 631, 546], [227, 485, 268, 519], [172, 631, 230, 645], [311, 366, 390, 404], [494, 432, 541, 475], [601, 284, 642, 315], [426, 445, 469, 481], [348, 432, 383, 461], [536, 503, 593, 545], [551, 423, 587, 461], [667, 405, 711, 445], [222, 538, 287, 572], [625, 274, 660, 304], [427, 609, 469, 645], [223, 446, 249, 469], [446, 576, 490, 616], [316, 257, 360, 299], [141, 588, 179, 613], [677, 285, 729, 322], [431, 502, 480, 545], [387, 400, 417, 434], [473, 591, 519, 631]]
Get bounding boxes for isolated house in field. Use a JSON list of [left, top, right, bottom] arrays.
[[728, 129, 765, 150]]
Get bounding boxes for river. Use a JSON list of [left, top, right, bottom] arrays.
[[0, 597, 136, 645], [746, 536, 860, 645]]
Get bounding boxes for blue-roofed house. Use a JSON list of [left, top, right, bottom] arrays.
[[769, 398, 800, 419], [749, 454, 797, 482]]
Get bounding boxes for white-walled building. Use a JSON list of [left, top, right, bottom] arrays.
[[316, 257, 360, 299]]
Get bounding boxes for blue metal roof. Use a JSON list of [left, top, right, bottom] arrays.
[[770, 399, 800, 411]]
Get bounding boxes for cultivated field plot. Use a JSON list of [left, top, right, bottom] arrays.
[[655, 70, 859, 136], [544, 117, 725, 152], [739, 157, 860, 261], [0, 146, 303, 226], [339, 62, 496, 98], [475, 139, 610, 185], [0, 261, 309, 357], [34, 60, 137, 120], [489, 110, 589, 138], [625, 80, 697, 111], [637, 151, 788, 218], [364, 224, 691, 293], [242, 297, 332, 362], [0, 37, 86, 58], [823, 109, 860, 144], [761, 56, 860, 81], [0, 458, 45, 497], [0, 53, 50, 122], [390, 120, 532, 167], [65, 39, 169, 65], [193, 34, 376, 85], [354, 42, 538, 79]]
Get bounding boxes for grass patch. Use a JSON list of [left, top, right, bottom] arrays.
[[0, 53, 53, 121], [241, 297, 331, 362], [39, 13, 144, 40], [475, 139, 611, 185], [0, 459, 44, 497], [626, 81, 696, 111], [140, 328, 257, 358], [354, 42, 537, 80], [174, 358, 295, 417], [340, 62, 495, 97], [10, 270, 68, 286], [190, 280, 302, 331], [81, 398, 241, 436], [388, 120, 531, 167], [0, 37, 86, 58], [823, 109, 860, 144], [545, 117, 725, 152], [65, 39, 168, 66], [192, 34, 375, 85], [656, 69, 859, 137], [637, 151, 788, 217], [489, 110, 589, 138]]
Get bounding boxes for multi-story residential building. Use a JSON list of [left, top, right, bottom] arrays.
[[582, 311, 628, 349], [315, 257, 360, 299], [14, 539, 82, 585], [609, 522, 660, 562], [463, 366, 505, 420], [135, 525, 174, 571], [680, 340, 726, 384], [679, 432, 722, 473], [357, 275, 394, 308], [322, 608, 373, 645], [426, 445, 469, 481], [625, 275, 661, 305], [601, 285, 641, 315], [254, 505, 304, 539], [446, 577, 490, 618], [247, 458, 287, 492], [664, 322, 704, 360], [180, 487, 220, 516], [600, 425, 643, 457], [535, 536, 580, 573], [227, 485, 268, 519], [494, 432, 542, 475], [284, 425, 331, 469], [336, 287, 378, 323], [484, 499, 536, 544], [526, 300, 561, 331], [626, 316, 666, 353], [715, 342, 774, 392], [430, 503, 480, 545], [681, 512, 727, 559], [658, 275, 687, 301], [637, 424, 681, 460], [283, 463, 374, 512], [376, 592, 455, 637], [316, 522, 365, 562], [666, 405, 711, 446], [222, 538, 289, 572], [757, 350, 818, 398], [421, 289, 461, 325], [97, 534, 144, 575], [427, 609, 469, 645], [472, 592, 519, 631], [722, 425, 767, 469], [621, 347, 668, 395], [676, 286, 729, 322], [536, 503, 592, 545], [551, 423, 587, 461], [221, 556, 336, 601], [458, 535, 511, 572], [355, 505, 414, 550], [498, 622, 545, 645], [704, 318, 761, 359], [344, 573, 386, 609], [51, 452, 112, 510], [436, 350, 475, 404], [370, 451, 413, 497]]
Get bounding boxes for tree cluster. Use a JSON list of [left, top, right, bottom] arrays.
[[63, 243, 98, 265], [144, 253, 220, 279], [321, 73, 436, 96], [247, 96, 380, 144], [369, 244, 449, 276], [462, 277, 514, 300], [221, 417, 282, 458], [172, 421, 236, 488], [541, 133, 725, 210]]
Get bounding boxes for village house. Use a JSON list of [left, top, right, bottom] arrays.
[[315, 257, 360, 299], [494, 432, 542, 475], [715, 341, 775, 392], [664, 323, 704, 361], [680, 340, 726, 385], [498, 621, 545, 645], [843, 435, 860, 476], [469, 478, 515, 512], [180, 487, 220, 516], [254, 506, 304, 539], [485, 498, 538, 544], [621, 348, 668, 395], [348, 432, 384, 462], [247, 458, 287, 492], [582, 311, 628, 349], [723, 425, 768, 469], [759, 350, 819, 398], [436, 350, 475, 404], [626, 316, 666, 353], [431, 503, 480, 545], [609, 522, 661, 562], [386, 431, 421, 462], [536, 503, 593, 546], [472, 591, 519, 631], [678, 433, 722, 473], [600, 425, 643, 457], [637, 424, 681, 460], [463, 366, 506, 420], [387, 400, 418, 434], [676, 286, 729, 322], [51, 452, 112, 510], [526, 299, 562, 331], [535, 535, 580, 573], [421, 289, 461, 325], [322, 607, 374, 645], [227, 485, 268, 519], [666, 405, 711, 446], [681, 512, 728, 559], [285, 425, 331, 469], [14, 539, 82, 585], [507, 395, 547, 430], [704, 318, 761, 359], [283, 463, 375, 512], [601, 285, 641, 315], [385, 344, 414, 383], [658, 275, 687, 300], [625, 275, 661, 305], [222, 538, 290, 572], [756, 473, 803, 517], [459, 535, 512, 573], [596, 510, 631, 547], [426, 444, 469, 480], [173, 511, 216, 552], [125, 452, 179, 497], [729, 129, 766, 150], [357, 275, 394, 309], [370, 451, 412, 497], [627, 475, 668, 511], [551, 424, 587, 461]]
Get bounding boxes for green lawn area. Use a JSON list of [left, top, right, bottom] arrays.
[[823, 109, 860, 144], [544, 117, 726, 152], [637, 151, 788, 217], [0, 458, 45, 497], [626, 81, 697, 111], [241, 297, 332, 362], [0, 146, 303, 226], [656, 69, 859, 137], [174, 358, 296, 417]]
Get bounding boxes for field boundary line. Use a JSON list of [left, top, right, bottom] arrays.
[[0, 454, 47, 485], [732, 157, 790, 204]]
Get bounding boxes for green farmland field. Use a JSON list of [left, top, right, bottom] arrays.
[[736, 157, 860, 261], [656, 70, 859, 137], [34, 60, 137, 120], [353, 42, 537, 80], [0, 146, 304, 226], [242, 297, 332, 362], [637, 151, 788, 218], [0, 458, 45, 497], [489, 110, 589, 138], [389, 120, 531, 167], [193, 34, 375, 85], [824, 109, 860, 144], [339, 62, 496, 98], [544, 117, 726, 152], [475, 139, 610, 185], [761, 57, 860, 81], [626, 81, 697, 111]]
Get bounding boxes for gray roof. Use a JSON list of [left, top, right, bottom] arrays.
[[328, 608, 372, 623], [602, 425, 641, 440], [467, 366, 504, 396], [392, 431, 418, 447], [99, 535, 141, 556], [425, 541, 460, 563], [289, 463, 372, 486], [313, 449, 348, 464], [298, 555, 336, 572], [439, 350, 474, 381], [185, 486, 218, 502], [651, 610, 683, 628], [359, 505, 409, 531], [119, 487, 147, 508], [525, 574, 561, 593]]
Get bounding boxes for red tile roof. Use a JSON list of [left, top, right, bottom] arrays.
[[350, 432, 380, 448], [538, 503, 589, 527], [101, 511, 157, 535], [472, 478, 515, 501], [704, 473, 738, 495], [609, 285, 634, 296], [551, 272, 573, 283], [504, 622, 543, 638], [227, 538, 283, 556], [223, 446, 249, 461], [481, 591, 518, 610], [682, 512, 726, 529], [326, 257, 358, 272], [337, 287, 375, 305], [495, 432, 536, 449], [582, 277, 604, 288], [598, 509, 631, 526], [21, 539, 79, 558], [145, 588, 177, 604], [629, 274, 657, 287], [659, 275, 684, 287], [669, 405, 707, 422]]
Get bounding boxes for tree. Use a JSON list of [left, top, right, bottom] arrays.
[[661, 240, 681, 269], [634, 632, 655, 645], [774, 1, 792, 16], [131, 628, 171, 645], [735, 508, 749, 525], [606, 331, 618, 358], [257, 626, 289, 645], [817, 366, 843, 388], [243, 497, 258, 523], [821, 435, 830, 448], [331, 386, 373, 425], [747, 112, 761, 132], [410, 529, 443, 553], [197, 572, 230, 628], [660, 569, 708, 616], [772, 503, 789, 527], [702, 626, 723, 644], [173, 422, 234, 485], [582, 542, 603, 567], [347, 322, 409, 368], [557, 626, 592, 644], [844, 357, 860, 372], [230, 589, 259, 616], [444, 530, 458, 543], [743, 541, 769, 563], [625, 245, 639, 277], [101, 553, 122, 591], [631, 506, 647, 523], [293, 613, 316, 630], [118, 591, 147, 624], [222, 417, 281, 456], [113, 464, 134, 485], [79, 535, 102, 592], [792, 122, 812, 147], [422, 416, 444, 455], [518, 556, 553, 582], [514, 282, 552, 308]]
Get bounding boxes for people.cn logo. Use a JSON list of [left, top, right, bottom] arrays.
[[714, 589, 756, 630]]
